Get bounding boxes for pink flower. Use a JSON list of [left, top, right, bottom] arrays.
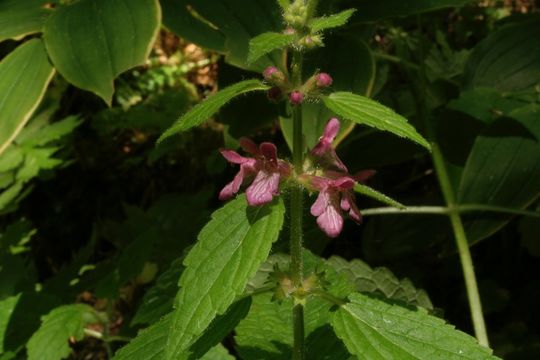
[[220, 138, 290, 206], [310, 176, 359, 238], [310, 118, 348, 172], [263, 66, 279, 80]]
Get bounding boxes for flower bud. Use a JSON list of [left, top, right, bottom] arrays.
[[262, 66, 286, 86], [267, 87, 283, 102], [298, 35, 323, 49], [289, 91, 304, 105], [316, 73, 333, 88]]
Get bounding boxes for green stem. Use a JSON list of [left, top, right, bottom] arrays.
[[290, 49, 305, 360], [360, 204, 540, 218], [431, 143, 489, 347]]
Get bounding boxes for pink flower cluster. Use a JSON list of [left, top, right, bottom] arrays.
[[219, 119, 373, 238]]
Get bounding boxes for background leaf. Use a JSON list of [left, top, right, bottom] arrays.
[[458, 105, 540, 243], [332, 293, 498, 359], [0, 39, 55, 156], [165, 195, 284, 359], [463, 17, 540, 92], [309, 9, 356, 33], [43, 0, 161, 104], [27, 304, 98, 360], [0, 0, 55, 42]]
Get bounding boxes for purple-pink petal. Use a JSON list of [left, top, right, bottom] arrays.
[[246, 170, 280, 206], [239, 137, 260, 155], [316, 202, 344, 238]]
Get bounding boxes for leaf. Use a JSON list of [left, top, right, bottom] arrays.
[[0, 0, 55, 42], [326, 256, 433, 310], [161, 0, 284, 70], [113, 313, 171, 360], [248, 32, 294, 64], [309, 9, 356, 33], [463, 17, 540, 92], [27, 304, 99, 360], [0, 39, 55, 157], [43, 0, 161, 105], [458, 105, 540, 243], [165, 195, 285, 359], [0, 295, 19, 353], [352, 0, 477, 21], [280, 35, 375, 150], [131, 258, 185, 326], [199, 344, 235, 360], [158, 79, 269, 143], [323, 92, 431, 150], [332, 293, 499, 359], [16, 116, 81, 147], [354, 184, 405, 209]]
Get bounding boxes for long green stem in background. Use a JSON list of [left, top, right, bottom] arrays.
[[360, 205, 540, 218], [431, 143, 489, 347], [290, 49, 305, 360]]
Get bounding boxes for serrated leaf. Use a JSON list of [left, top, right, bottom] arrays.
[[199, 344, 235, 360], [27, 304, 99, 360], [0, 0, 55, 43], [132, 258, 185, 326], [332, 293, 498, 359], [17, 116, 81, 147], [43, 0, 161, 105], [0, 39, 55, 157], [158, 80, 269, 143], [165, 195, 284, 359], [309, 9, 356, 33], [354, 183, 405, 209], [248, 32, 294, 64], [327, 256, 433, 310], [323, 92, 431, 150]]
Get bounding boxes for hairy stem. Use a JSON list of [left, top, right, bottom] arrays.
[[431, 143, 489, 346], [290, 50, 305, 360]]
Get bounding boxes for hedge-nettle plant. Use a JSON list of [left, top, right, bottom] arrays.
[[153, 0, 498, 359]]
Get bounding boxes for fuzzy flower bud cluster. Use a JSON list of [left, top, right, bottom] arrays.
[[262, 67, 333, 106], [220, 118, 373, 238]]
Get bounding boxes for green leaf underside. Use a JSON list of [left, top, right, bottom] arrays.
[[0, 0, 55, 42], [457, 105, 540, 243], [354, 183, 405, 209], [309, 9, 356, 33], [327, 256, 433, 310], [323, 92, 431, 150], [248, 32, 294, 64], [332, 293, 498, 360], [43, 0, 161, 105], [27, 304, 97, 360], [0, 39, 55, 157], [158, 79, 269, 143], [165, 195, 284, 359]]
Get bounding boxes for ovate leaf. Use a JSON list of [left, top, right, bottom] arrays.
[[165, 195, 284, 359], [43, 0, 161, 105], [458, 105, 540, 243], [354, 184, 405, 209], [323, 92, 431, 150], [463, 17, 540, 92], [332, 293, 498, 359], [248, 32, 294, 64], [0, 295, 20, 353], [27, 304, 99, 360], [0, 0, 55, 42], [158, 80, 269, 143], [327, 256, 433, 310], [309, 9, 356, 33], [0, 39, 55, 156]]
